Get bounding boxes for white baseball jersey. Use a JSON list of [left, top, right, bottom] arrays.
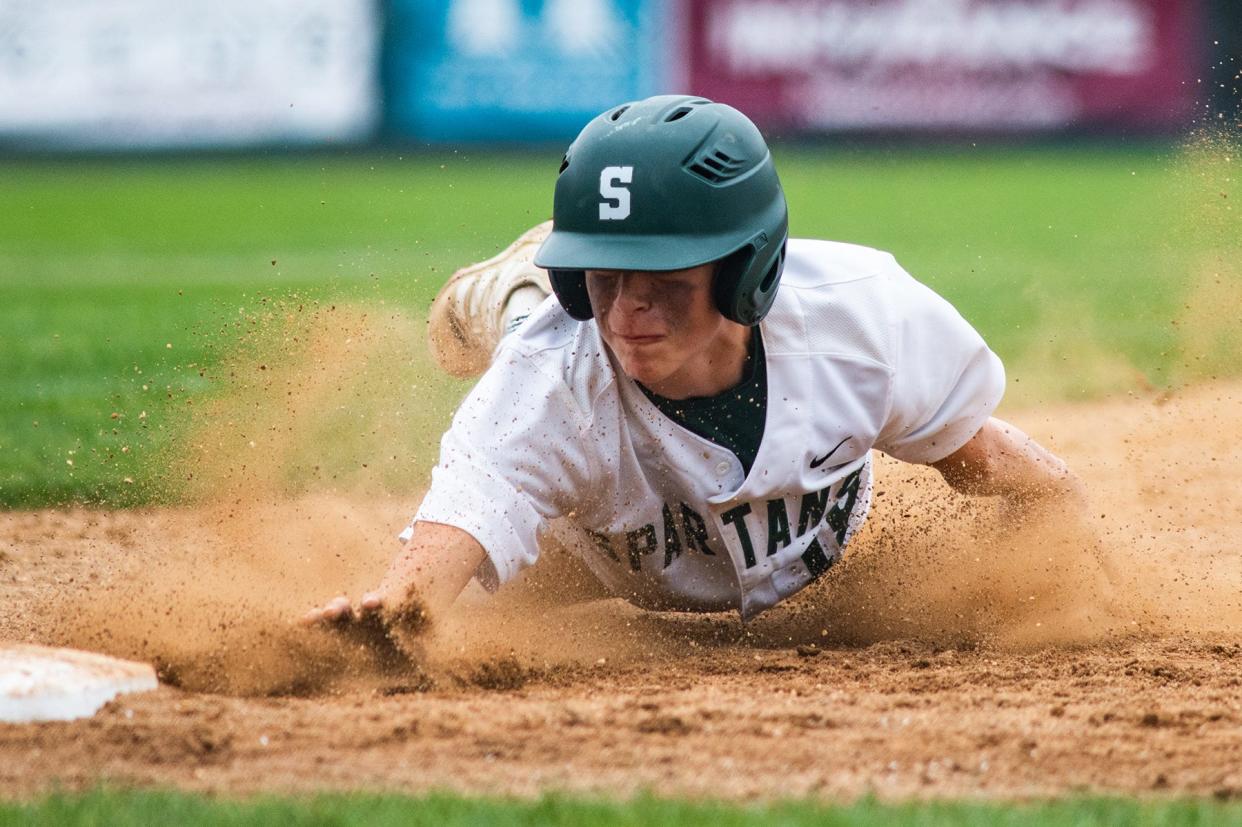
[[408, 238, 1005, 620]]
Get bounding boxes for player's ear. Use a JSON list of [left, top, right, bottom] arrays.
[[549, 269, 593, 320]]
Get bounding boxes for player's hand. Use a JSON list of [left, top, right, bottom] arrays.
[[301, 592, 383, 626], [300, 522, 479, 668], [301, 592, 410, 668]]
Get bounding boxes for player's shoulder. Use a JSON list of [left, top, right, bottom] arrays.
[[765, 238, 912, 365], [780, 237, 902, 289], [491, 297, 616, 418]]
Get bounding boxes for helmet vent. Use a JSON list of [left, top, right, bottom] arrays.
[[558, 155, 570, 174], [664, 106, 693, 123], [609, 105, 631, 122], [685, 146, 747, 184]]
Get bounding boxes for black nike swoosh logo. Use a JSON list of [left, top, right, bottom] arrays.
[[810, 436, 851, 469]]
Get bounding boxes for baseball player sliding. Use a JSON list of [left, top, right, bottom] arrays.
[[303, 95, 1082, 642]]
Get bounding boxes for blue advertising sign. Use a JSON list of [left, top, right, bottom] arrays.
[[386, 0, 671, 142]]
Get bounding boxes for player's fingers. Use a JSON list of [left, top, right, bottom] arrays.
[[358, 591, 383, 613], [305, 596, 350, 620], [320, 595, 354, 623]]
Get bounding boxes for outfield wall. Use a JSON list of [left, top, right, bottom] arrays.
[[0, 0, 1228, 149]]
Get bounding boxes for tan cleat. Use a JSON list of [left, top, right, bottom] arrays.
[[427, 221, 553, 378]]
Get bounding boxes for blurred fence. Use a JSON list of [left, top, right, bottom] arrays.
[[0, 0, 1234, 150]]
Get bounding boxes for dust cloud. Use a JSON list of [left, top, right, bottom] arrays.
[[32, 301, 452, 695]]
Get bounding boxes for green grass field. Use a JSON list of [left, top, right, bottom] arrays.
[[4, 789, 1242, 826], [2, 143, 1240, 824], [2, 144, 1237, 509]]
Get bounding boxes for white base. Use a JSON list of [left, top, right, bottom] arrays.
[[0, 644, 158, 723]]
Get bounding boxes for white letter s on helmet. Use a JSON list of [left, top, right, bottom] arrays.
[[598, 166, 633, 220]]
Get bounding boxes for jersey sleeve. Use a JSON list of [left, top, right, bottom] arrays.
[[409, 350, 594, 590], [874, 265, 1006, 464]]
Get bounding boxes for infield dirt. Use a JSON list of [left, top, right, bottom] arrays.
[[2, 373, 1242, 800]]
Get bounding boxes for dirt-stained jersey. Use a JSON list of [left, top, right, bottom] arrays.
[[407, 239, 1005, 619]]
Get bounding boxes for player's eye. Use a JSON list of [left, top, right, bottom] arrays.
[[652, 278, 696, 301], [585, 271, 620, 300]]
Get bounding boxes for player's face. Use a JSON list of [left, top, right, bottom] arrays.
[[586, 264, 749, 399]]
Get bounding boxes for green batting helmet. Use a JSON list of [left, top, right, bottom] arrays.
[[533, 95, 788, 326]]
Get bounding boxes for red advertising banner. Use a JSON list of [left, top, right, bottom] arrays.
[[682, 0, 1204, 132]]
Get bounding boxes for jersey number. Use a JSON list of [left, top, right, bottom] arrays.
[[599, 166, 632, 220]]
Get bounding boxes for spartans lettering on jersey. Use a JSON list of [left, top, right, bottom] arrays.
[[587, 467, 863, 577]]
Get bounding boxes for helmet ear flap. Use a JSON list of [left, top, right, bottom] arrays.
[[712, 236, 787, 326], [549, 269, 593, 320], [712, 248, 751, 324]]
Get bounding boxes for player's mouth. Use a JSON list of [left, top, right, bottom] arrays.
[[616, 334, 664, 346]]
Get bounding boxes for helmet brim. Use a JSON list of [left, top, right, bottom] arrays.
[[534, 228, 748, 273]]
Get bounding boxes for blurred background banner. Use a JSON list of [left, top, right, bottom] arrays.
[[0, 0, 1232, 149], [0, 0, 379, 149], [682, 0, 1205, 132], [384, 0, 670, 142]]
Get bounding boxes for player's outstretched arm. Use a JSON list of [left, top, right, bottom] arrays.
[[930, 416, 1085, 509], [301, 521, 486, 639]]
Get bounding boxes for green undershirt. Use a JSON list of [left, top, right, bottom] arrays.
[[639, 328, 768, 476]]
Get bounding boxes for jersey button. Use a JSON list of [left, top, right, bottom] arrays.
[[714, 460, 731, 476]]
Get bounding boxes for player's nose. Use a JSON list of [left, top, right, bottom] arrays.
[[613, 272, 658, 312]]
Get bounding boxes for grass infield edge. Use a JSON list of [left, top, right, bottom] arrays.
[[3, 788, 1242, 826]]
